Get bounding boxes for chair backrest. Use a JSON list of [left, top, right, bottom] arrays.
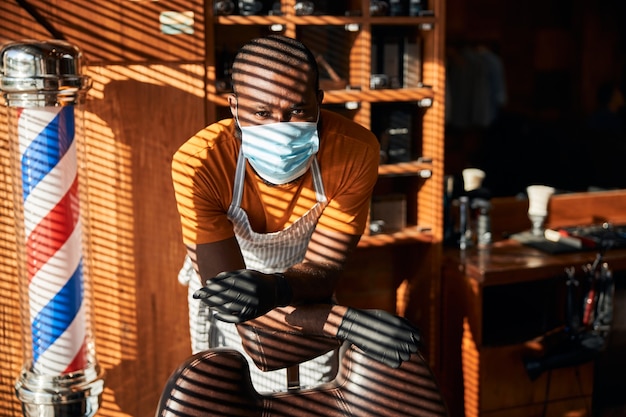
[[156, 343, 449, 417]]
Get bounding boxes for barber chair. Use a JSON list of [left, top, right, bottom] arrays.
[[156, 321, 449, 416]]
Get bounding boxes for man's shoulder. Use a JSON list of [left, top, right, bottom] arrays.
[[174, 118, 237, 162], [320, 110, 379, 147]]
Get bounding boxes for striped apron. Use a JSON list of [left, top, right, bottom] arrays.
[[188, 150, 337, 393]]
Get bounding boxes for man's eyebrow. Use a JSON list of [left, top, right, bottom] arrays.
[[291, 99, 315, 108], [247, 101, 271, 110]]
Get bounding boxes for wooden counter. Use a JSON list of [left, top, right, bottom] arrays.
[[458, 240, 626, 287], [441, 239, 626, 417]]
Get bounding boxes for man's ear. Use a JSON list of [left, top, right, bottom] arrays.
[[317, 89, 324, 105], [228, 94, 237, 117]]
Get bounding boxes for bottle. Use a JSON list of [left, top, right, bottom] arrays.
[[459, 196, 472, 250], [409, 0, 423, 16], [214, 0, 235, 15], [388, 0, 406, 16], [475, 199, 492, 248], [443, 175, 455, 245]]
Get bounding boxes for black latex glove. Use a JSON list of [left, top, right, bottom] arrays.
[[193, 270, 292, 323], [336, 308, 421, 368]]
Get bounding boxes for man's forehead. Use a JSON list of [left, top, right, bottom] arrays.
[[237, 55, 310, 77], [236, 63, 311, 96], [240, 41, 308, 64]]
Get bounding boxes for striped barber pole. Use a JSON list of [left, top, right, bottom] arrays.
[[18, 105, 88, 375]]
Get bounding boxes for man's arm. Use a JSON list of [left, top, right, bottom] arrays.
[[187, 237, 246, 286], [285, 227, 361, 304], [241, 304, 421, 369], [191, 228, 360, 322], [189, 227, 359, 294]]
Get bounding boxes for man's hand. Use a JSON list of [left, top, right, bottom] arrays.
[[336, 308, 421, 368], [193, 270, 292, 323]]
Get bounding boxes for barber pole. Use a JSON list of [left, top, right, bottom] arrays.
[[20, 105, 88, 375], [1, 40, 104, 417]]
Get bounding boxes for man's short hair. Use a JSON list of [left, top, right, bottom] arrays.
[[231, 35, 320, 92]]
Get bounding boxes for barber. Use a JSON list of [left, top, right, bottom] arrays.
[[172, 35, 420, 392]]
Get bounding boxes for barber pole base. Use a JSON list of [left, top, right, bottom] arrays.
[[16, 365, 104, 417]]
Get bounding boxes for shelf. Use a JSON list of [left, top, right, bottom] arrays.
[[358, 226, 434, 248], [210, 86, 434, 107], [368, 16, 438, 26], [215, 15, 351, 25], [214, 15, 438, 27], [322, 87, 434, 104], [378, 160, 432, 177]]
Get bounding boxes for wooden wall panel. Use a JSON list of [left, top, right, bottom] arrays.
[[488, 190, 626, 241], [0, 4, 42, 413], [0, 1, 49, 45], [0, 2, 208, 414], [0, 64, 208, 416], [0, 0, 205, 63], [81, 63, 206, 416], [0, 108, 22, 417], [0, 62, 207, 417]]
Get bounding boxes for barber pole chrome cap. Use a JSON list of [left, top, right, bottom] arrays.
[[0, 39, 91, 107]]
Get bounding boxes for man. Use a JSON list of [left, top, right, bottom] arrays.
[[172, 35, 419, 392]]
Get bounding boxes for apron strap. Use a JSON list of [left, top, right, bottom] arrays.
[[286, 365, 300, 390]]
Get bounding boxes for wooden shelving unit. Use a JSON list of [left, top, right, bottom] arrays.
[[206, 0, 445, 243]]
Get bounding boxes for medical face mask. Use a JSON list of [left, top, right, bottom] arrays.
[[237, 113, 320, 185]]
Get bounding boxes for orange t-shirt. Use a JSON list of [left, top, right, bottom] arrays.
[[172, 109, 380, 245]]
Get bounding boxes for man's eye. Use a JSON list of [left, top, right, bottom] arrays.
[[255, 111, 272, 118], [291, 110, 314, 121]]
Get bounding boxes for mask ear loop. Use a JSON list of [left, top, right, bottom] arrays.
[[233, 99, 243, 128], [231, 97, 246, 208]]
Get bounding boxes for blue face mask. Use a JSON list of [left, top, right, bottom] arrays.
[[237, 114, 320, 185]]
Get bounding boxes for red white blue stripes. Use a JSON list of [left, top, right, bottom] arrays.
[[18, 106, 88, 375]]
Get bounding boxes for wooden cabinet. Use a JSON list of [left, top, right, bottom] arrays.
[[443, 245, 599, 417], [205, 0, 446, 369], [440, 191, 626, 417]]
